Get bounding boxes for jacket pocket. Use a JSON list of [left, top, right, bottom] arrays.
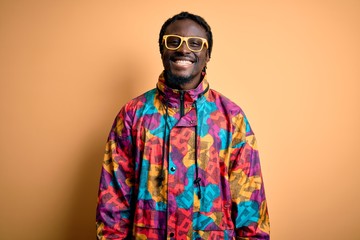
[[133, 199, 166, 229], [193, 203, 234, 231], [193, 229, 235, 240]]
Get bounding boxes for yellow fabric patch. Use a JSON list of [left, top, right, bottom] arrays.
[[229, 170, 262, 203]]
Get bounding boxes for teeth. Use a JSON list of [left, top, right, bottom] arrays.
[[175, 60, 192, 65]]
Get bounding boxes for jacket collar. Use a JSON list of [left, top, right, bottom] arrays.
[[156, 71, 209, 107]]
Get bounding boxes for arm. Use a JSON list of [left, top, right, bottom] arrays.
[[96, 107, 135, 240], [229, 114, 270, 239]]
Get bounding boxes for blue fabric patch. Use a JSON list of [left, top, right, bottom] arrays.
[[200, 184, 220, 212], [135, 90, 157, 117], [155, 201, 167, 211], [235, 201, 260, 227], [198, 102, 217, 137], [176, 165, 195, 209], [193, 212, 214, 230], [219, 128, 230, 150], [232, 140, 246, 149], [119, 210, 130, 220], [244, 116, 251, 133], [192, 231, 201, 240]]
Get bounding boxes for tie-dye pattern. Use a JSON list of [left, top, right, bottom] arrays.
[[96, 72, 270, 239]]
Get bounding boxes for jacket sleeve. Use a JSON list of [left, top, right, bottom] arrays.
[[96, 107, 135, 240], [229, 113, 270, 239]]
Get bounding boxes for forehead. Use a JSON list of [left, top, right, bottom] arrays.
[[164, 19, 207, 38]]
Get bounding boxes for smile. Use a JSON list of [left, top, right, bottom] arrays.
[[172, 60, 193, 66]]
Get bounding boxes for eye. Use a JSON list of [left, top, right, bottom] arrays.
[[166, 36, 181, 47], [188, 38, 202, 47]]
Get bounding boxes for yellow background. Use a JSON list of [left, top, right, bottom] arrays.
[[1, 1, 359, 239]]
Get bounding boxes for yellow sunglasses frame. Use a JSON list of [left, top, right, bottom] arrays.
[[162, 34, 208, 52]]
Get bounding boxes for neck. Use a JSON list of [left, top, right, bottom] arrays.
[[177, 78, 201, 90], [164, 71, 204, 90]]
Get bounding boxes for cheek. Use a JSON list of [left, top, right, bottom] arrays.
[[197, 54, 208, 67], [161, 53, 170, 67]]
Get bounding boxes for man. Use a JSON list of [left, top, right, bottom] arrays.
[[96, 11, 270, 239]]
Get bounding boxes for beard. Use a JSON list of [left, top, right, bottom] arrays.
[[164, 69, 192, 89]]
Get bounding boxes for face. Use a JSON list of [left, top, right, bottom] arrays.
[[161, 19, 210, 90]]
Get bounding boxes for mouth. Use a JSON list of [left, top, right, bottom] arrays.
[[173, 59, 193, 66], [171, 57, 195, 68]]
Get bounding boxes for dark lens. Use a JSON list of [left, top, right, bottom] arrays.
[[188, 38, 203, 51], [166, 36, 181, 48]]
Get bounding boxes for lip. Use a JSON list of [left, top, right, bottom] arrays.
[[170, 57, 195, 68], [171, 56, 194, 62], [172, 59, 193, 66]]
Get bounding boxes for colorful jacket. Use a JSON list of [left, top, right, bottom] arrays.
[[96, 72, 270, 239]]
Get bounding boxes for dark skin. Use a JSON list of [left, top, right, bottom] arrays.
[[161, 19, 210, 90]]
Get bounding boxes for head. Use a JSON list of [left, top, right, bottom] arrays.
[[159, 12, 213, 90]]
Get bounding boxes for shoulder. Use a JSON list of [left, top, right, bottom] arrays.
[[208, 89, 246, 118], [116, 88, 157, 120], [124, 88, 157, 109], [208, 89, 254, 134]]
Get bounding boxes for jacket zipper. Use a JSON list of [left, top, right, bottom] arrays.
[[180, 90, 185, 117]]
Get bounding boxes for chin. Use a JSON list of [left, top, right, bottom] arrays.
[[165, 70, 192, 88]]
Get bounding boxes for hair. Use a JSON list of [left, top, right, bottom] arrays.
[[158, 11, 213, 58]]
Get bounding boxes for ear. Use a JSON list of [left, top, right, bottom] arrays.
[[206, 50, 210, 62]]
